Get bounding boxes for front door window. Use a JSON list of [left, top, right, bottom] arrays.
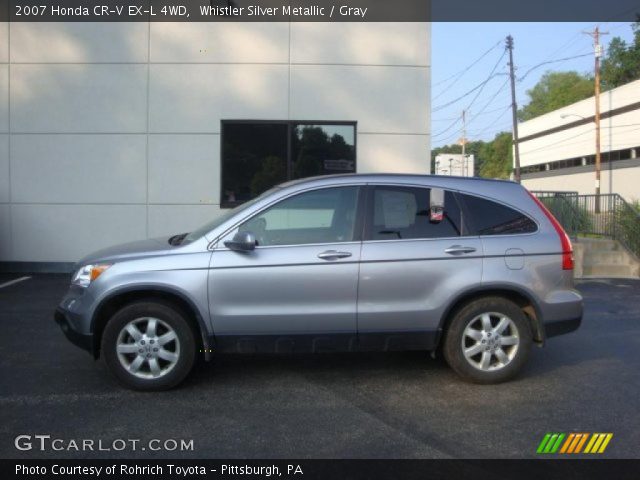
[[238, 187, 359, 247]]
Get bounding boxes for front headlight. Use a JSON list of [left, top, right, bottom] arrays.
[[71, 264, 112, 288]]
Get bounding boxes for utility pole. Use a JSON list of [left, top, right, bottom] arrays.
[[506, 35, 521, 183], [584, 26, 608, 213], [461, 109, 467, 177]]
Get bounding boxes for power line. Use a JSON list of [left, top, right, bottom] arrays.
[[474, 103, 512, 116], [433, 123, 466, 145], [525, 32, 583, 72], [468, 105, 512, 138], [432, 40, 509, 113], [432, 115, 462, 123], [433, 71, 508, 113], [605, 22, 636, 34], [431, 97, 511, 138], [431, 39, 503, 95], [517, 52, 593, 82], [517, 20, 632, 83], [432, 116, 462, 138], [467, 77, 510, 124], [434, 49, 508, 157], [434, 109, 511, 145], [464, 49, 508, 112]]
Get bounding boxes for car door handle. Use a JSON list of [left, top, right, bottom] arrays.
[[444, 245, 477, 255], [317, 250, 353, 260]]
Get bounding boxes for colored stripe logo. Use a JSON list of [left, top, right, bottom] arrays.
[[537, 433, 613, 454]]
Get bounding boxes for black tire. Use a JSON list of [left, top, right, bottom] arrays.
[[442, 297, 532, 384], [101, 301, 196, 391]]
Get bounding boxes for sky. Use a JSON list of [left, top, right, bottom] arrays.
[[431, 22, 636, 147]]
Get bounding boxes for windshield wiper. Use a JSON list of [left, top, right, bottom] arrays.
[[168, 233, 188, 246]]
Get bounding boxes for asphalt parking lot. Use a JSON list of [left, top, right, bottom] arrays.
[[0, 274, 639, 459]]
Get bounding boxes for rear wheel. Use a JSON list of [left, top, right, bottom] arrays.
[[443, 297, 532, 384], [101, 301, 196, 391]]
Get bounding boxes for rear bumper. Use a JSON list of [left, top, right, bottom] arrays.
[[541, 289, 583, 339], [544, 315, 582, 338], [54, 308, 93, 354]]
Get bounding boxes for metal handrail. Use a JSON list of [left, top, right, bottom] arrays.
[[531, 191, 589, 237], [531, 191, 640, 259]]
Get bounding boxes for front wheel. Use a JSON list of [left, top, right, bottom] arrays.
[[443, 297, 532, 384], [101, 301, 196, 391]]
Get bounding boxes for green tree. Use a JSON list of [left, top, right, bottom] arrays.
[[601, 22, 640, 89], [518, 71, 593, 121], [478, 132, 513, 179]]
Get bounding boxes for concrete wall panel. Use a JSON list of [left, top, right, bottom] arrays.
[[291, 23, 429, 66], [290, 65, 429, 135], [149, 64, 289, 133], [10, 22, 148, 63], [357, 133, 430, 174], [147, 205, 222, 238], [0, 65, 8, 133], [0, 22, 8, 63], [150, 23, 288, 63], [0, 134, 8, 203], [11, 204, 147, 262], [149, 134, 220, 204], [10, 64, 147, 133], [11, 134, 147, 204]]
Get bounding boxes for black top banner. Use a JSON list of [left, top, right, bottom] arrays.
[[0, 0, 639, 22]]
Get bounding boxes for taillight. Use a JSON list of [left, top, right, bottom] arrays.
[[527, 191, 574, 270]]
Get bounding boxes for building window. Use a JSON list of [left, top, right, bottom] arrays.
[[221, 121, 356, 208], [520, 145, 640, 176]]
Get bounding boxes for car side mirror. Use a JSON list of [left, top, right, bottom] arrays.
[[224, 231, 256, 252], [429, 188, 445, 223]]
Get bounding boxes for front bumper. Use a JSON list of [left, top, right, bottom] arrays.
[[54, 308, 93, 354]]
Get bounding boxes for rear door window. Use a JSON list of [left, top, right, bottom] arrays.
[[366, 186, 462, 240], [459, 193, 537, 236]]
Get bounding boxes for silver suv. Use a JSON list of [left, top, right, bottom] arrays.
[[55, 174, 582, 390]]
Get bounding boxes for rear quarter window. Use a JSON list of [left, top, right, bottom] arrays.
[[459, 193, 537, 236]]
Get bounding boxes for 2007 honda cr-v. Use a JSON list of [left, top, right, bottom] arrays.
[[55, 174, 582, 390]]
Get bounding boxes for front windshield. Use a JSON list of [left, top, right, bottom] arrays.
[[183, 188, 279, 244]]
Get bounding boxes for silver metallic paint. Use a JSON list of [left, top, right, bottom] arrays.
[[56, 174, 583, 354]]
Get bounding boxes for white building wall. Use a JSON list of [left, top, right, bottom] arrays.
[[518, 79, 640, 201], [0, 21, 431, 264], [519, 80, 640, 166], [521, 168, 640, 203]]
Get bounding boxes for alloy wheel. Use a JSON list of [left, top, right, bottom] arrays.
[[460, 312, 520, 372], [115, 317, 180, 379]]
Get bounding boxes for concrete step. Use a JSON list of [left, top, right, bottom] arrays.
[[582, 251, 628, 265], [581, 264, 636, 277], [577, 238, 619, 251]]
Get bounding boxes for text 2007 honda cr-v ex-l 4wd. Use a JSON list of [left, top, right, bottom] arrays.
[[55, 174, 582, 390]]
